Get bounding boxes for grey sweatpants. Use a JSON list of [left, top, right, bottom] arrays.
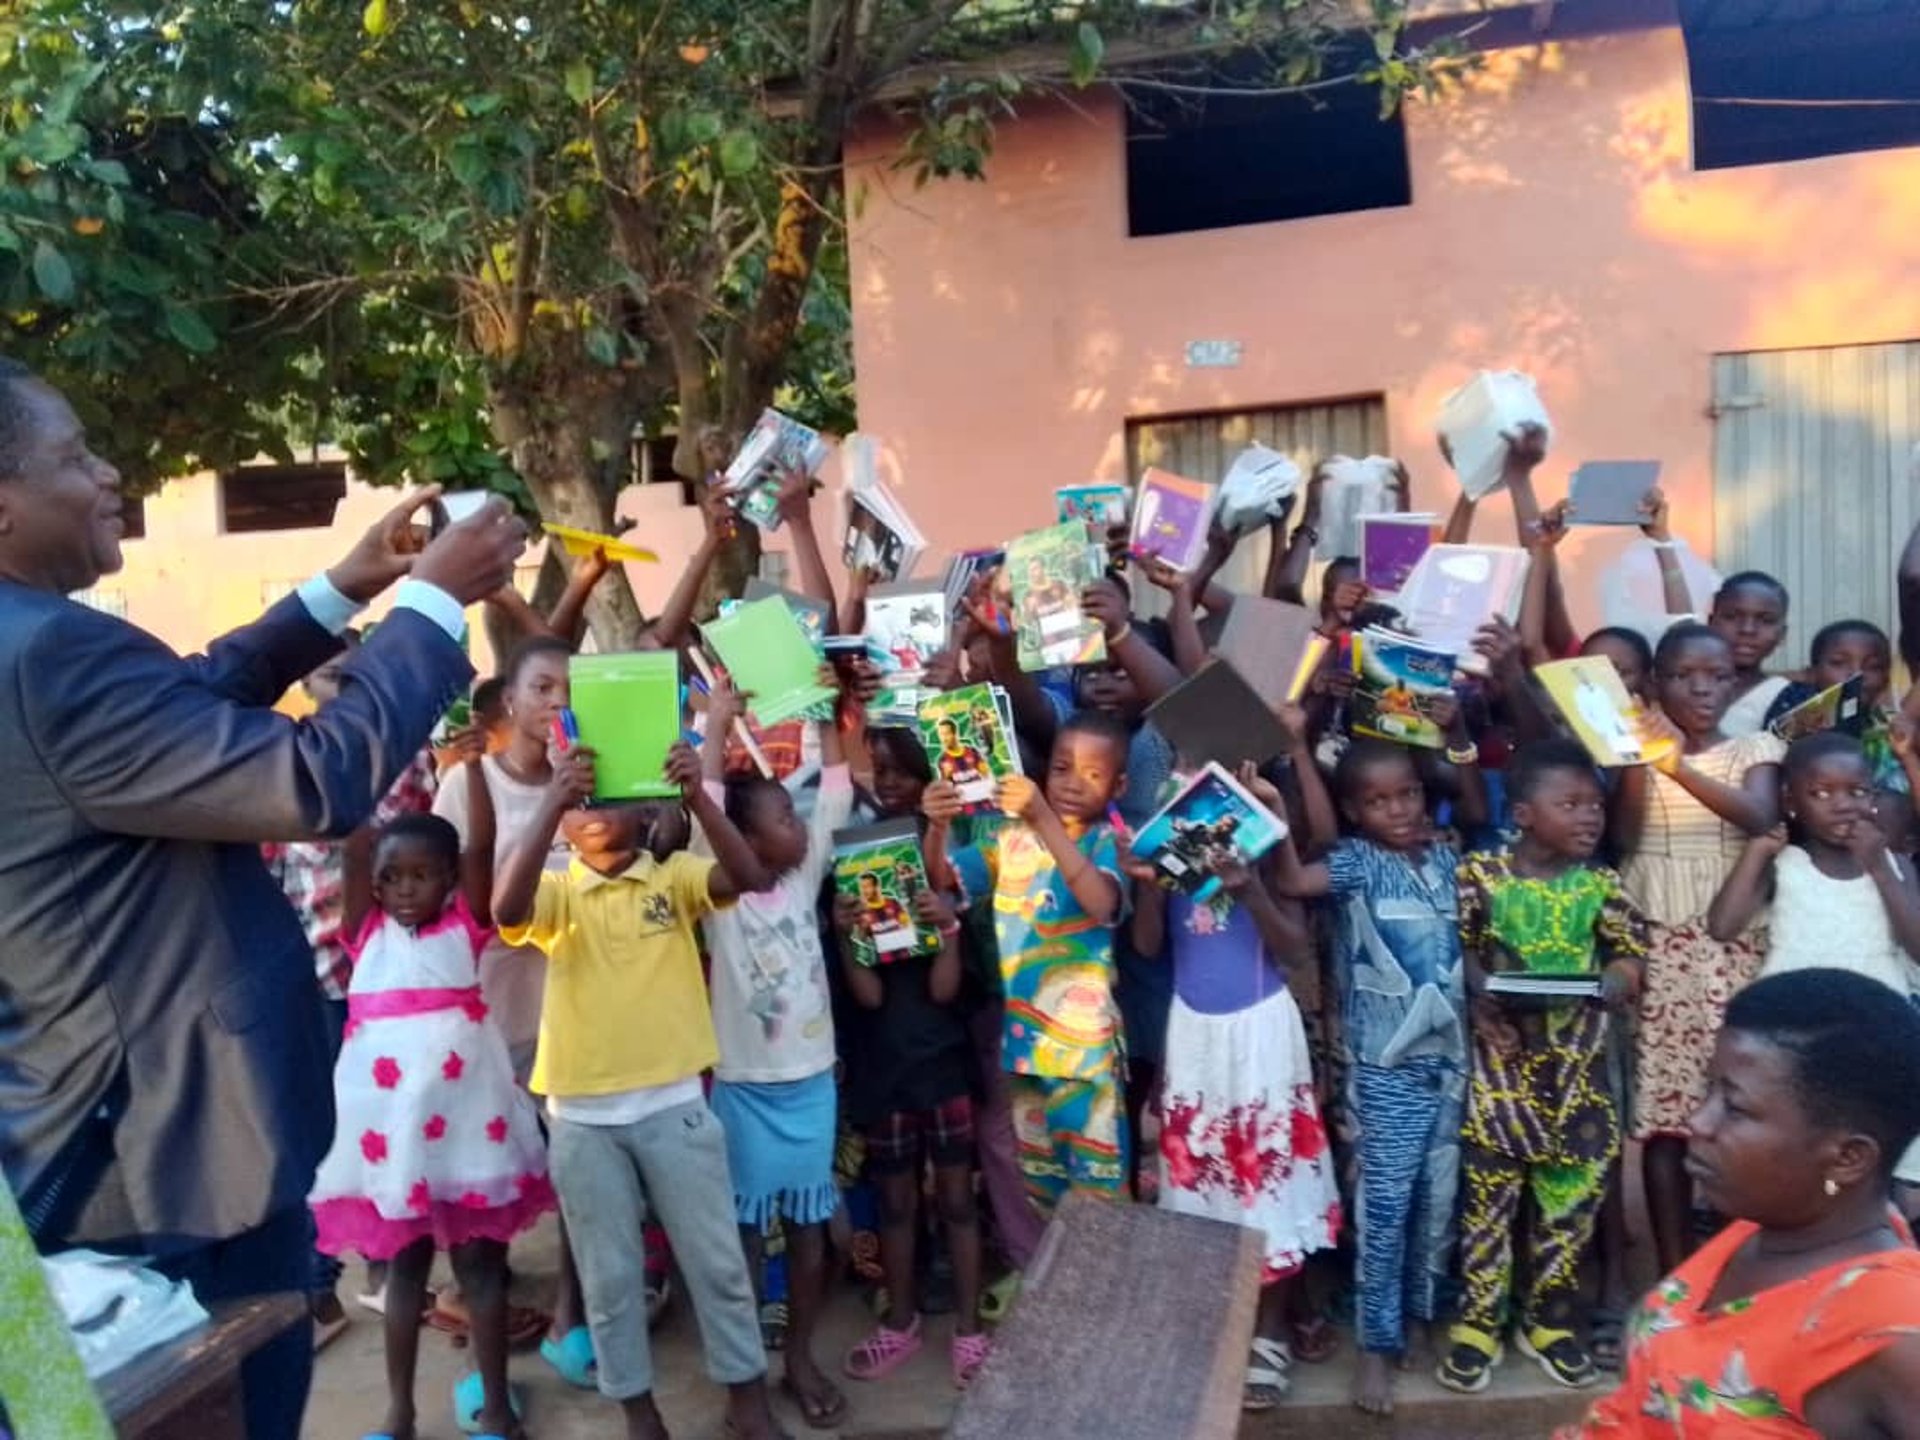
[[549, 1098, 767, 1400]]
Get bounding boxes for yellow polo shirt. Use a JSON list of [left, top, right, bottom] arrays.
[[499, 851, 728, 1098]]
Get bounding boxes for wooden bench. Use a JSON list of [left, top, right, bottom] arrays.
[[99, 1292, 307, 1440], [950, 1193, 1262, 1440]]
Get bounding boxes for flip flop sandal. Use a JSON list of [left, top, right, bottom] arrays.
[[452, 1372, 526, 1435], [539, 1323, 598, 1389], [979, 1271, 1021, 1324], [778, 1372, 849, 1430]]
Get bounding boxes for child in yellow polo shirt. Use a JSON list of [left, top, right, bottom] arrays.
[[493, 739, 786, 1440]]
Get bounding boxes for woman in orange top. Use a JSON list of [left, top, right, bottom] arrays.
[[1563, 968, 1920, 1438]]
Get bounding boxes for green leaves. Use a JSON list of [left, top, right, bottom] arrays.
[[31, 240, 73, 302], [717, 129, 758, 177], [1068, 22, 1104, 88], [564, 61, 594, 106], [362, 0, 392, 39], [164, 303, 217, 354]]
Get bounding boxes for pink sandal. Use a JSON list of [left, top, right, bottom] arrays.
[[951, 1330, 992, 1388], [844, 1314, 924, 1380]]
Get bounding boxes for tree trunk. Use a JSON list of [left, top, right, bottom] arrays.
[[486, 334, 654, 650]]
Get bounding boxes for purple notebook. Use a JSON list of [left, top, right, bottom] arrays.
[[1360, 514, 1436, 593], [1128, 468, 1216, 572]]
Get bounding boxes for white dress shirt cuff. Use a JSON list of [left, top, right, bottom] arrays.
[[296, 573, 362, 635], [393, 579, 468, 643]]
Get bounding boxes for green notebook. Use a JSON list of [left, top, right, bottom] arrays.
[[831, 819, 942, 967], [569, 651, 684, 801], [701, 596, 839, 727], [0, 1181, 114, 1439]]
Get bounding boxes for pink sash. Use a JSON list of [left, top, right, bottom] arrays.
[[344, 986, 488, 1039]]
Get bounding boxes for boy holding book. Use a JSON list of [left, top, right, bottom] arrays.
[[492, 741, 786, 1440], [924, 711, 1133, 1210]]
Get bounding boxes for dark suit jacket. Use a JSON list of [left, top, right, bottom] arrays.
[[0, 584, 473, 1253]]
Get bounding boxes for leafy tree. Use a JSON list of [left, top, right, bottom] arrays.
[[2, 0, 1447, 644]]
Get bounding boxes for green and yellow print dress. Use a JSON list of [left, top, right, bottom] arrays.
[[1458, 852, 1649, 1186]]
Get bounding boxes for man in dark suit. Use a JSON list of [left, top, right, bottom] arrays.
[[0, 360, 526, 1436]]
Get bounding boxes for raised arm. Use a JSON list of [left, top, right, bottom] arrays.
[[1639, 488, 1695, 618], [493, 750, 588, 929], [921, 779, 965, 896], [773, 468, 838, 617], [1267, 468, 1325, 604], [1005, 776, 1120, 924], [668, 739, 775, 899], [646, 491, 731, 652], [1084, 577, 1183, 706], [544, 547, 616, 648], [830, 892, 886, 1009], [1143, 558, 1209, 676]]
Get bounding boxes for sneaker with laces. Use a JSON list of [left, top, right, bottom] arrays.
[[951, 1330, 992, 1388], [844, 1314, 925, 1381]]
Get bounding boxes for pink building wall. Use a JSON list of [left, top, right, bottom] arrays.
[[842, 25, 1920, 620]]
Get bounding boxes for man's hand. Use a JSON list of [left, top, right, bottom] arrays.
[[327, 487, 446, 603], [707, 674, 747, 732], [410, 495, 527, 606], [1142, 556, 1191, 600]]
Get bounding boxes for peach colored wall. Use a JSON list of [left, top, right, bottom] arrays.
[[843, 26, 1920, 624], [95, 467, 744, 709]]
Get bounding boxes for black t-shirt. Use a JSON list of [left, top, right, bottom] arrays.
[[839, 951, 972, 1127]]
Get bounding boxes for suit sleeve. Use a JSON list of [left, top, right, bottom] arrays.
[[23, 605, 473, 844], [181, 593, 345, 708]]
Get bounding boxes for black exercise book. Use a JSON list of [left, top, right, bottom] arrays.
[[1144, 659, 1292, 772]]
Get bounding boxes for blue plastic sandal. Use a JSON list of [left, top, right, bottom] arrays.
[[539, 1323, 597, 1389], [453, 1371, 526, 1435]]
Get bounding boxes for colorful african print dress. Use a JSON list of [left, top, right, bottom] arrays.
[[1559, 1218, 1920, 1437], [1455, 851, 1649, 1339]]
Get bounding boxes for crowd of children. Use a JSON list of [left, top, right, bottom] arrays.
[[284, 439, 1920, 1439]]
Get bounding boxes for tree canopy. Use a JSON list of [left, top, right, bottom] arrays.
[[0, 0, 1450, 643]]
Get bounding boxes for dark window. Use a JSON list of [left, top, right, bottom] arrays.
[[218, 462, 347, 533], [1125, 59, 1411, 238], [1683, 0, 1920, 170]]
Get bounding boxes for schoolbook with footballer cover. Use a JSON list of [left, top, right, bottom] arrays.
[[1131, 762, 1288, 902], [916, 684, 1021, 811], [1007, 522, 1106, 673], [1349, 628, 1456, 750], [831, 820, 942, 967]]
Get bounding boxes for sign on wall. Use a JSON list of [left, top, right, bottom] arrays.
[[1184, 340, 1242, 369]]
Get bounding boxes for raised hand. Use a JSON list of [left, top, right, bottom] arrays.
[[1525, 499, 1571, 551], [1238, 759, 1283, 814], [663, 740, 703, 797], [997, 773, 1042, 821], [1472, 615, 1525, 675], [913, 887, 958, 932], [1638, 487, 1672, 543], [922, 779, 966, 825], [550, 746, 597, 806], [773, 465, 818, 525], [327, 487, 445, 602], [1501, 421, 1549, 474], [410, 494, 528, 606], [1751, 822, 1791, 858], [1081, 577, 1132, 641]]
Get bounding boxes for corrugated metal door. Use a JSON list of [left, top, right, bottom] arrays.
[[1711, 341, 1920, 648], [1125, 397, 1389, 609]]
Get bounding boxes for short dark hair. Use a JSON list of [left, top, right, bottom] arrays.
[[1058, 708, 1131, 759], [1807, 619, 1888, 667], [376, 812, 461, 870], [1653, 619, 1728, 671], [501, 634, 570, 689], [868, 726, 933, 785], [723, 774, 787, 835], [1583, 625, 1654, 673], [1724, 969, 1920, 1179], [471, 676, 506, 717], [1712, 570, 1789, 614], [1332, 737, 1420, 806], [0, 356, 42, 482], [1508, 737, 1599, 804], [1781, 730, 1868, 789]]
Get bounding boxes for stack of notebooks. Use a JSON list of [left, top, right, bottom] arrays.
[[844, 480, 927, 583], [917, 684, 1021, 812], [865, 581, 950, 725], [1128, 468, 1218, 573], [568, 651, 685, 801], [719, 409, 831, 531], [942, 547, 1005, 621], [831, 820, 943, 967], [1131, 762, 1288, 902], [700, 595, 838, 727], [1434, 369, 1553, 501], [1349, 628, 1456, 751], [1007, 522, 1106, 672], [1486, 972, 1602, 1002], [1056, 484, 1131, 532]]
